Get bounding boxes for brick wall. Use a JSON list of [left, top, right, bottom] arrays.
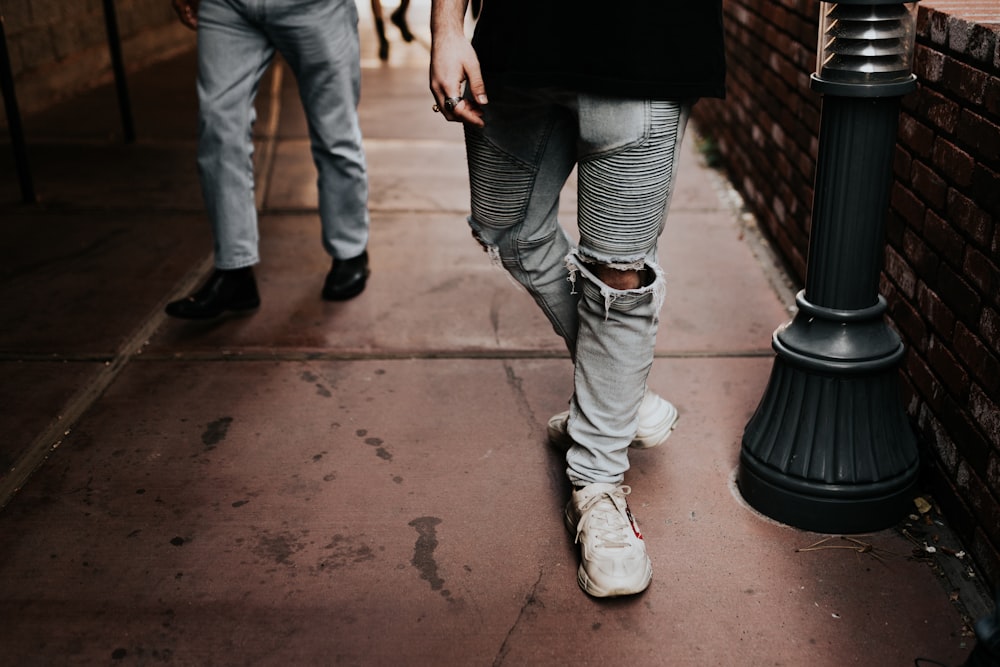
[[692, 0, 1000, 588], [1, 0, 192, 119]]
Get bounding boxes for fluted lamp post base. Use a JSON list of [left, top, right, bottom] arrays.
[[739, 293, 920, 533]]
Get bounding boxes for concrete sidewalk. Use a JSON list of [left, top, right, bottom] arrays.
[[0, 4, 985, 665]]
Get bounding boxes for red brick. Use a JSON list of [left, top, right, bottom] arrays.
[[919, 281, 958, 342], [971, 163, 1000, 218], [990, 455, 1000, 495], [885, 245, 917, 299], [941, 418, 990, 486], [982, 307, 1000, 354], [933, 138, 976, 187], [943, 396, 991, 474], [773, 51, 802, 90], [954, 323, 1000, 393], [897, 362, 919, 413], [903, 227, 940, 276], [929, 336, 970, 399], [963, 245, 999, 300], [937, 262, 983, 326], [957, 109, 1000, 167], [920, 88, 961, 134], [942, 54, 988, 104], [890, 284, 929, 347], [899, 113, 936, 159], [905, 348, 942, 411], [916, 5, 934, 39], [892, 144, 913, 183], [947, 187, 994, 247], [986, 76, 1000, 116], [927, 9, 950, 47], [886, 212, 906, 247], [912, 161, 949, 211], [923, 208, 966, 266], [891, 183, 926, 230], [915, 44, 946, 84], [969, 384, 1000, 450], [994, 221, 999, 263], [948, 18, 999, 65]]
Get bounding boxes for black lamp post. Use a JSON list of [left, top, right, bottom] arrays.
[[738, 0, 921, 533], [0, 10, 35, 203]]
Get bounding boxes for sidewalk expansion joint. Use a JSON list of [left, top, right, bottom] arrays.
[[130, 349, 775, 362]]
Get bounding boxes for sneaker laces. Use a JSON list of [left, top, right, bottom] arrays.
[[574, 486, 641, 549]]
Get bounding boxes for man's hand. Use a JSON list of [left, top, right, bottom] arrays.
[[172, 0, 200, 30], [429, 1, 487, 126]]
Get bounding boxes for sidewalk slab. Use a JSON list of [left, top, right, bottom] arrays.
[[0, 355, 970, 665], [0, 210, 210, 355]]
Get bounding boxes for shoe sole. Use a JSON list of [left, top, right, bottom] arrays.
[[164, 299, 260, 320], [632, 400, 679, 449], [322, 272, 369, 302], [577, 561, 652, 597]]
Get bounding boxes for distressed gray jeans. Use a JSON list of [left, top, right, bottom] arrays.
[[463, 86, 690, 486]]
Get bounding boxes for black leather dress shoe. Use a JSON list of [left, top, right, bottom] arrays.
[[165, 267, 260, 319], [322, 251, 369, 301]]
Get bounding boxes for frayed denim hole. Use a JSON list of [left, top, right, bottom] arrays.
[[572, 257, 666, 325], [467, 222, 503, 268], [565, 253, 580, 296]]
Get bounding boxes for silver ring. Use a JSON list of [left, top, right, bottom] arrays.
[[443, 96, 462, 112]]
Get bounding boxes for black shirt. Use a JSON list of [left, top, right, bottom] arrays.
[[471, 1, 726, 100]]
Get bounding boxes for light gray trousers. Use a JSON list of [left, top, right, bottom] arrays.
[[196, 0, 370, 269]]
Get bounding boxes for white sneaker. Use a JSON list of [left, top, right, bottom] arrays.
[[565, 483, 652, 597], [547, 390, 679, 450]]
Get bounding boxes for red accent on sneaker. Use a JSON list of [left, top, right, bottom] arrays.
[[626, 506, 643, 540]]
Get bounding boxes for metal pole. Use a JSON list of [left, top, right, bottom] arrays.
[[0, 10, 36, 203], [738, 0, 921, 533], [102, 0, 135, 143]]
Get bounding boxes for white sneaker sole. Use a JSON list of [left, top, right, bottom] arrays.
[[576, 559, 652, 597]]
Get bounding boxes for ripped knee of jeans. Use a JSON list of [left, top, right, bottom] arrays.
[[468, 216, 503, 267], [565, 249, 666, 322]]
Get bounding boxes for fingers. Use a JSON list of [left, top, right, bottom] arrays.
[[432, 93, 484, 126], [171, 0, 199, 30], [429, 45, 487, 127], [463, 69, 488, 108]]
